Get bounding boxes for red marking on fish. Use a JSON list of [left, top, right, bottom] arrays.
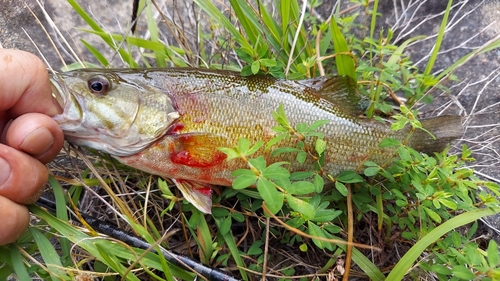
[[168, 135, 227, 168], [175, 179, 212, 195], [170, 150, 227, 167], [167, 122, 185, 134]]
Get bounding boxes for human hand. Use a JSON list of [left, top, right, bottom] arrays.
[[0, 49, 64, 245]]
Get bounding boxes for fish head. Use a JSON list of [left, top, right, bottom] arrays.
[[50, 69, 179, 156]]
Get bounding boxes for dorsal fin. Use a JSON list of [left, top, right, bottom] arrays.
[[298, 75, 370, 117]]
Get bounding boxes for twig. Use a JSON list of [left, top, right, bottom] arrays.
[[342, 184, 354, 281], [285, 0, 308, 76], [262, 203, 381, 251], [262, 217, 270, 281]]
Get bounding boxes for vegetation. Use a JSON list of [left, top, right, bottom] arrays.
[[1, 0, 500, 280]]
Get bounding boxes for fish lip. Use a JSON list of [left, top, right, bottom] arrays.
[[49, 74, 83, 123], [49, 75, 68, 109]]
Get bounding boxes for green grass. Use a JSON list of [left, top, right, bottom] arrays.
[[2, 1, 500, 281]]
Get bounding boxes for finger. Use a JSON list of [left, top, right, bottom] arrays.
[[0, 195, 29, 245], [0, 144, 47, 204], [3, 113, 64, 163], [0, 49, 62, 117]]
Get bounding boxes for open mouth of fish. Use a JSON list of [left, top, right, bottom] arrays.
[[50, 76, 67, 109]]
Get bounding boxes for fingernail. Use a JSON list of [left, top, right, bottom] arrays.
[[19, 127, 54, 156], [0, 157, 10, 187]]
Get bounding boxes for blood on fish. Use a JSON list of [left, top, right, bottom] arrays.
[[175, 179, 212, 195], [167, 122, 185, 134], [169, 132, 227, 168], [170, 150, 227, 167]]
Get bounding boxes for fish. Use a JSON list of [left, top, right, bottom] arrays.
[[50, 68, 463, 214]]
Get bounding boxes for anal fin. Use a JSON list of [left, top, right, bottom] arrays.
[[172, 179, 212, 214]]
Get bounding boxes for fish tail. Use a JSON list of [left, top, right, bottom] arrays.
[[408, 115, 464, 154]]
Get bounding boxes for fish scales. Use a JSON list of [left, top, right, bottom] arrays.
[[51, 68, 463, 213], [140, 69, 393, 174]]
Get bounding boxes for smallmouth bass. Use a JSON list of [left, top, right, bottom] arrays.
[[50, 68, 463, 213]]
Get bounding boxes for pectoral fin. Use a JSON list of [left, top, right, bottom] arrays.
[[172, 179, 212, 214], [169, 133, 227, 168]]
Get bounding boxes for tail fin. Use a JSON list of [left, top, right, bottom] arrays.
[[408, 115, 464, 154]]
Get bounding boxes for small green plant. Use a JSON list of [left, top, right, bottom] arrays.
[[4, 0, 500, 281]]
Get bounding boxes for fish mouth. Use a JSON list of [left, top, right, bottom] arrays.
[[50, 75, 67, 109], [49, 74, 83, 123]]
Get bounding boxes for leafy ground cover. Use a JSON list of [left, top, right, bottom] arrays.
[[1, 1, 500, 280]]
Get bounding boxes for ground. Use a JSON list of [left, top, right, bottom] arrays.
[[1, 0, 499, 279]]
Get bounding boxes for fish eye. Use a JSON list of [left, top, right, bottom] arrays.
[[87, 75, 111, 95]]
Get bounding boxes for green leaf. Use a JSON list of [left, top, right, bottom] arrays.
[[247, 140, 264, 155], [219, 147, 240, 161], [299, 243, 308, 252], [260, 59, 277, 67], [306, 120, 330, 133], [307, 221, 330, 250], [313, 209, 342, 222], [266, 133, 288, 149], [233, 174, 258, 189], [296, 151, 307, 163], [287, 181, 316, 195], [451, 265, 477, 280], [330, 18, 355, 80], [386, 207, 500, 281], [430, 264, 452, 275], [232, 212, 245, 222], [257, 178, 283, 214], [290, 171, 315, 180], [251, 61, 260, 74], [391, 117, 409, 131], [315, 138, 327, 155], [237, 138, 251, 154], [285, 194, 315, 219], [337, 171, 364, 183], [219, 215, 232, 235], [335, 182, 348, 197], [379, 138, 401, 148], [262, 162, 290, 179], [249, 156, 267, 171], [364, 166, 380, 177], [211, 207, 230, 217], [247, 240, 263, 256], [232, 168, 256, 177], [313, 174, 325, 193], [439, 198, 457, 210], [423, 207, 442, 223], [488, 240, 499, 268], [271, 147, 301, 156], [395, 199, 407, 207]]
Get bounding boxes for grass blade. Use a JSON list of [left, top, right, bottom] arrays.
[[66, 0, 138, 67], [423, 0, 452, 75], [9, 246, 31, 281], [194, 0, 251, 50], [48, 176, 71, 258], [330, 18, 356, 80], [145, 0, 166, 67], [30, 227, 70, 280], [220, 228, 249, 281], [386, 207, 500, 280], [29, 205, 194, 280]]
